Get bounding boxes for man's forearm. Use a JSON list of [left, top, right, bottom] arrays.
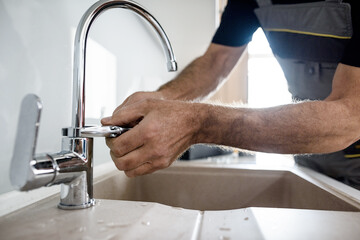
[[197, 99, 359, 154], [158, 56, 221, 101], [192, 63, 360, 155], [158, 43, 247, 101]]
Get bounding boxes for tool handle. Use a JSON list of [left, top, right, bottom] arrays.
[[80, 126, 130, 138]]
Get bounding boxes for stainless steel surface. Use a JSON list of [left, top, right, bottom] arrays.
[[80, 126, 130, 138], [10, 94, 95, 209], [72, 0, 177, 129], [10, 0, 176, 210], [10, 94, 56, 191]]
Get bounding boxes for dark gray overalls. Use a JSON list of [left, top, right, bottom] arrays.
[[254, 0, 360, 189]]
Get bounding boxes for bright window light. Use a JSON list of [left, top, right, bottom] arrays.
[[248, 29, 292, 108]]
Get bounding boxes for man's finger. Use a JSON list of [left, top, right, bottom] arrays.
[[124, 162, 158, 178], [110, 148, 145, 171], [105, 126, 144, 158]]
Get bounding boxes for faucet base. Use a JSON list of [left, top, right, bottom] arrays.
[[58, 169, 94, 210], [58, 198, 96, 210]]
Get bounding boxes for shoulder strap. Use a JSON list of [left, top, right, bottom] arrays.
[[257, 0, 342, 7]]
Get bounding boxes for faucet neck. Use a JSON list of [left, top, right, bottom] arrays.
[[71, 0, 177, 129]]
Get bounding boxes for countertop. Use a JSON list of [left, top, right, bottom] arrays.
[[1, 196, 360, 240]]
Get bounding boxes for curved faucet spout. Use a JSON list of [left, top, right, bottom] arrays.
[[72, 0, 177, 129], [11, 0, 177, 210]]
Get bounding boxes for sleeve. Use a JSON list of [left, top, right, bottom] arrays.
[[340, 1, 360, 67], [212, 0, 260, 47]]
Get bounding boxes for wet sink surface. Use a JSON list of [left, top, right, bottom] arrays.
[[94, 163, 360, 212]]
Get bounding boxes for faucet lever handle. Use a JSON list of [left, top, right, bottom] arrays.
[[10, 94, 43, 190]]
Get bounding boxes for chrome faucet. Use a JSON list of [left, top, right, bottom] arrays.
[[10, 0, 177, 210]]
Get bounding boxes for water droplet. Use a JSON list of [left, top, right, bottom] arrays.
[[140, 203, 148, 207], [218, 236, 231, 240], [219, 227, 231, 231], [78, 226, 87, 232], [141, 221, 151, 226], [106, 222, 115, 227], [106, 222, 130, 228], [97, 219, 105, 224]]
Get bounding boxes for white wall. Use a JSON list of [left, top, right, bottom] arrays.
[[0, 0, 217, 194]]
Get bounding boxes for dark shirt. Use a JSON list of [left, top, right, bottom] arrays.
[[212, 0, 360, 67]]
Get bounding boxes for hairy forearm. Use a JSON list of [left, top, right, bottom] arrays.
[[158, 44, 246, 101], [196, 99, 359, 154], [158, 56, 221, 101], [193, 64, 360, 154]]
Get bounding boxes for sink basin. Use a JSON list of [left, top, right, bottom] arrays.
[[94, 162, 360, 211], [2, 160, 360, 240]]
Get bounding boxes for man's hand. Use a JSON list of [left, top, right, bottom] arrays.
[[101, 98, 203, 177], [102, 91, 165, 127], [98, 43, 246, 177], [115, 91, 165, 111]]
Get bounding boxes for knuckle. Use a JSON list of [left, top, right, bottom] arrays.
[[157, 160, 170, 169], [152, 149, 164, 159], [143, 122, 160, 140], [143, 97, 157, 107], [111, 147, 123, 158], [112, 159, 123, 171], [132, 169, 143, 177], [105, 138, 113, 148], [108, 139, 127, 158], [119, 160, 132, 170], [143, 97, 152, 104], [133, 91, 146, 100], [153, 158, 169, 169], [152, 145, 166, 158], [114, 162, 123, 171], [112, 157, 131, 171]]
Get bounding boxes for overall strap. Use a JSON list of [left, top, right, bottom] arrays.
[[257, 0, 343, 6], [256, 0, 272, 8]]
